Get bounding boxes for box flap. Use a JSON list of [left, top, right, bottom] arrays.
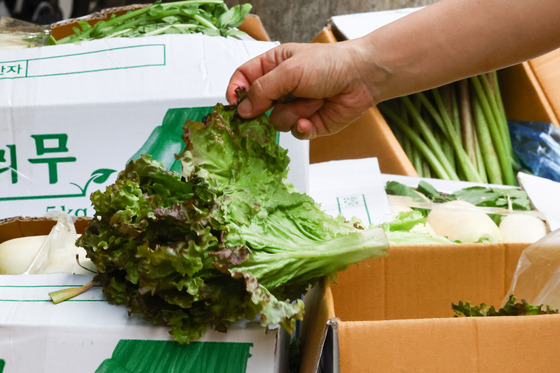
[[335, 314, 560, 372], [330, 243, 528, 322], [329, 7, 423, 41], [518, 173, 560, 231], [498, 63, 559, 126], [0, 216, 90, 243], [526, 48, 560, 125], [0, 34, 278, 108], [299, 279, 335, 373]]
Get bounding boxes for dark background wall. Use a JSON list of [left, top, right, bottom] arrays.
[[225, 0, 439, 43]]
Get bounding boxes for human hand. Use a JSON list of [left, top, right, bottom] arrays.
[[226, 41, 375, 139]]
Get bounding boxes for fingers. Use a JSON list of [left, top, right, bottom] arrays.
[[269, 98, 324, 132], [227, 44, 305, 117], [226, 56, 266, 105], [239, 61, 305, 118], [292, 118, 317, 140], [226, 47, 283, 106]]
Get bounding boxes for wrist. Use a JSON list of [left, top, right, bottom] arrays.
[[346, 35, 392, 106]]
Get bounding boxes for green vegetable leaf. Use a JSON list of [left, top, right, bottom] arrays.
[[385, 181, 427, 202], [452, 294, 559, 317], [451, 186, 531, 210], [417, 180, 450, 202], [216, 4, 252, 30], [51, 0, 251, 45], [78, 97, 388, 344], [378, 210, 426, 232]]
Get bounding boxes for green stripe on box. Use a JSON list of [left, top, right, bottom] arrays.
[[0, 358, 5, 373], [95, 340, 253, 373]]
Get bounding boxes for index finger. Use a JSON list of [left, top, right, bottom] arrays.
[[226, 58, 264, 104], [226, 44, 296, 105]]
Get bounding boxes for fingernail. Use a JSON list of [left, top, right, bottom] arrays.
[[238, 100, 252, 117]]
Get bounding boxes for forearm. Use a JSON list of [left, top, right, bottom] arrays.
[[356, 0, 560, 104]]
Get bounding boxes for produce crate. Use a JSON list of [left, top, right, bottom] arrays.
[[0, 7, 293, 372], [298, 242, 560, 373], [0, 219, 289, 373], [308, 9, 560, 179]]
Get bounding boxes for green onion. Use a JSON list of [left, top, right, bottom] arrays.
[[379, 72, 519, 186]]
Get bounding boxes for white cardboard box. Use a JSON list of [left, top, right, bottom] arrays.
[[0, 34, 309, 219], [0, 274, 287, 373]]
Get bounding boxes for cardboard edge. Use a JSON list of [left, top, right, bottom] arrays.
[[0, 216, 91, 243], [334, 314, 560, 371], [498, 62, 559, 126], [311, 27, 338, 44], [238, 14, 271, 42], [524, 60, 560, 126], [299, 279, 336, 373]]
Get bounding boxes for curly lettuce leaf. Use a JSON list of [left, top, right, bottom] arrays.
[[78, 100, 388, 344]]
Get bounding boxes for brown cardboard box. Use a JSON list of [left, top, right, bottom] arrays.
[[0, 216, 90, 243], [309, 24, 560, 177], [499, 49, 560, 126], [298, 242, 560, 372]]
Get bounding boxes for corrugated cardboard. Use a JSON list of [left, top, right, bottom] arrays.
[[309, 12, 560, 177], [517, 47, 560, 125], [298, 242, 560, 373]]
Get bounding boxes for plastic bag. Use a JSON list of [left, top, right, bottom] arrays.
[[25, 212, 94, 274], [0, 16, 50, 49], [504, 227, 560, 309], [508, 120, 560, 182]]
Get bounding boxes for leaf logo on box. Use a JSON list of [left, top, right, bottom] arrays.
[[0, 168, 116, 202], [69, 169, 116, 197], [0, 358, 5, 373], [96, 339, 253, 373]]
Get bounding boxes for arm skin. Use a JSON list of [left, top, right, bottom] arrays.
[[226, 0, 560, 139]]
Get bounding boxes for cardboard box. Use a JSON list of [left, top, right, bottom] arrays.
[[309, 7, 560, 177], [0, 219, 289, 373], [298, 241, 560, 373], [0, 12, 309, 220], [0, 12, 293, 372]]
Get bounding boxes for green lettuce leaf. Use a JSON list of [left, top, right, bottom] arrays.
[[78, 99, 388, 343]]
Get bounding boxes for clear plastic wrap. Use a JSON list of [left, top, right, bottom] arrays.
[[504, 227, 560, 309], [25, 212, 94, 274], [0, 16, 50, 49]]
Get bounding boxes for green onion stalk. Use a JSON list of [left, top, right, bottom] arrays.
[[378, 72, 520, 186]]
